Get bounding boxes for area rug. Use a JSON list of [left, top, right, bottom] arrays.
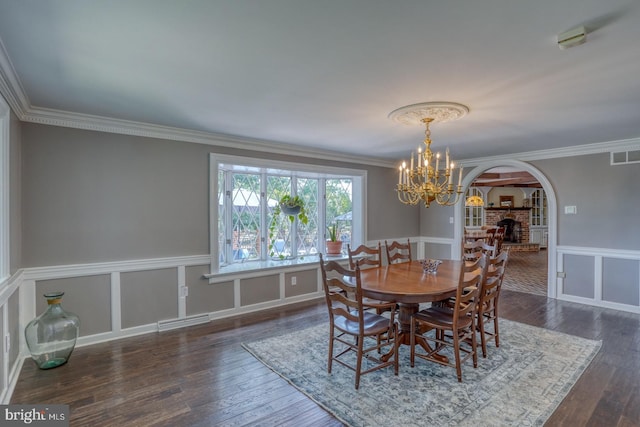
[[242, 319, 601, 426]]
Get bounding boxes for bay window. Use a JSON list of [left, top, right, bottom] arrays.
[[209, 154, 365, 273]]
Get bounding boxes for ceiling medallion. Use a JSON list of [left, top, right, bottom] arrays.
[[391, 102, 469, 208], [388, 102, 469, 126]]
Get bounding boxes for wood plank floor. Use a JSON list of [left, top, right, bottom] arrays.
[[11, 290, 640, 426]]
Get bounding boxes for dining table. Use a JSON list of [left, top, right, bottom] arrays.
[[346, 259, 464, 362]]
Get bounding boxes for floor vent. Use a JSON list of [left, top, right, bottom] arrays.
[[158, 314, 210, 332]]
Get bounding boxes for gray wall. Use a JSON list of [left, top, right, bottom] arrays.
[[418, 153, 640, 251], [20, 123, 416, 267], [532, 154, 639, 250], [36, 275, 111, 337], [368, 166, 420, 241], [420, 204, 456, 238]]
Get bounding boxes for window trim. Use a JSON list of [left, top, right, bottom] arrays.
[[208, 153, 367, 275]]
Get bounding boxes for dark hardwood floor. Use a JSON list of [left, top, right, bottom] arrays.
[[11, 290, 640, 426]]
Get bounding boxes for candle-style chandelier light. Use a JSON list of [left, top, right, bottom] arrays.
[[389, 102, 469, 208]]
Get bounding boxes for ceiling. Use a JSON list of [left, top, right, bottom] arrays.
[[473, 167, 541, 188], [1, 1, 639, 163]]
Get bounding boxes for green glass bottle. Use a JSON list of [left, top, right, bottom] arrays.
[[25, 292, 80, 369]]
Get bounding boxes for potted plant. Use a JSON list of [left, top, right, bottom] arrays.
[[326, 223, 343, 255], [276, 195, 308, 223], [268, 195, 308, 259]]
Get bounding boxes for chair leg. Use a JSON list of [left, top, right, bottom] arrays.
[[410, 318, 416, 367], [355, 335, 364, 389], [494, 308, 500, 348], [471, 319, 478, 368], [478, 314, 488, 358], [328, 329, 334, 373], [453, 332, 462, 382], [393, 324, 399, 375]]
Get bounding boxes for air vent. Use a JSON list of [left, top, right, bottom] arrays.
[[611, 150, 640, 165], [158, 314, 210, 332]]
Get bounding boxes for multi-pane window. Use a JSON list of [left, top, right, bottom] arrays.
[[465, 188, 484, 227], [211, 154, 364, 269], [531, 189, 548, 226]]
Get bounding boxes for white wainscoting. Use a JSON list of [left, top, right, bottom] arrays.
[[19, 254, 333, 348], [0, 253, 333, 404], [3, 241, 638, 404], [556, 246, 640, 314], [0, 271, 24, 404]]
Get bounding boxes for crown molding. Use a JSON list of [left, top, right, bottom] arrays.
[[0, 38, 29, 118], [22, 106, 395, 168], [459, 137, 640, 167], [20, 103, 640, 170]]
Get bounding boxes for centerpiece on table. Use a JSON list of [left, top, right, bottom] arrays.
[[420, 258, 442, 274]]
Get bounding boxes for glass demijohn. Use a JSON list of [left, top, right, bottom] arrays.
[[25, 292, 80, 369]]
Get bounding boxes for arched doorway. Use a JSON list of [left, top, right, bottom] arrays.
[[453, 159, 557, 298]]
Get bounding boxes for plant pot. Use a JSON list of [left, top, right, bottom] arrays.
[[280, 204, 301, 215], [326, 240, 343, 255]]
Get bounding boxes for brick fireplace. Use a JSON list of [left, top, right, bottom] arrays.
[[485, 208, 531, 244]]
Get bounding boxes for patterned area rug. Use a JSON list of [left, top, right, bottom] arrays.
[[243, 319, 600, 426], [502, 250, 548, 296]]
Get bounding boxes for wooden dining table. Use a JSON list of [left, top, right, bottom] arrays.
[[346, 259, 464, 361]]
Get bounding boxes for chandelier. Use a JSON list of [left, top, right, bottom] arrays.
[[465, 195, 485, 207], [389, 102, 469, 208]]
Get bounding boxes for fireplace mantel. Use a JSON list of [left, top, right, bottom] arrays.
[[485, 207, 531, 211]]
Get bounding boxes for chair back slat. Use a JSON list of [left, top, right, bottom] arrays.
[[454, 256, 484, 327], [463, 240, 484, 261], [347, 243, 382, 269], [385, 239, 412, 264], [481, 242, 497, 258]]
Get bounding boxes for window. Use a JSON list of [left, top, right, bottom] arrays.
[[0, 95, 9, 282], [210, 154, 365, 272], [531, 189, 547, 226], [465, 188, 484, 227]]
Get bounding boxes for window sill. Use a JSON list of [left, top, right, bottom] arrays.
[[204, 254, 349, 282]]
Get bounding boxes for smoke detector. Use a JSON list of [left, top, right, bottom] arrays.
[[557, 26, 587, 49]]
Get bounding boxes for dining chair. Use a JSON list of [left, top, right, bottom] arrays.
[[347, 243, 397, 323], [485, 228, 497, 246], [385, 239, 412, 264], [433, 253, 487, 310], [410, 255, 485, 382], [481, 242, 497, 258], [476, 249, 509, 357], [347, 242, 382, 269], [463, 239, 484, 261], [319, 254, 399, 389], [494, 227, 505, 254]]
